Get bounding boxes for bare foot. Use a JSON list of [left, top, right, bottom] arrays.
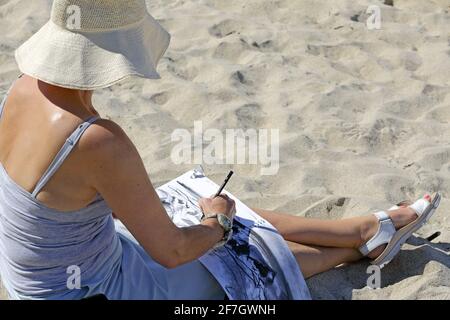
[[359, 195, 431, 259]]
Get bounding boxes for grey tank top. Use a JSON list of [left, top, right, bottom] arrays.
[[0, 77, 222, 300], [0, 77, 123, 299]]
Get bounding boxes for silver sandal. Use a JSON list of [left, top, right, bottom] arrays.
[[359, 193, 441, 268]]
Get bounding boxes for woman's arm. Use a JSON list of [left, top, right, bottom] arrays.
[[82, 119, 235, 269]]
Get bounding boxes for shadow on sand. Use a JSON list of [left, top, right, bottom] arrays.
[[306, 235, 449, 300]]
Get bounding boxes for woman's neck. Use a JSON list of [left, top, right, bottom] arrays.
[[36, 77, 98, 118]]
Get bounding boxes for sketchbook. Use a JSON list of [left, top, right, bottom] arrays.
[[156, 167, 311, 300]]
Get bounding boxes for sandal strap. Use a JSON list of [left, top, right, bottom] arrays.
[[359, 211, 396, 256], [409, 198, 430, 217]]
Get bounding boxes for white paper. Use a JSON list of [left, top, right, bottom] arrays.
[[156, 168, 311, 300]]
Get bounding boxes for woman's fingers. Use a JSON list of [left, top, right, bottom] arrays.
[[198, 197, 211, 213], [198, 195, 235, 219]]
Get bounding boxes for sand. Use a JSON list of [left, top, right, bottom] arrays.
[[0, 0, 449, 300]]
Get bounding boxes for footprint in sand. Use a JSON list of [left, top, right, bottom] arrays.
[[209, 19, 243, 38], [231, 70, 253, 86], [150, 92, 170, 105], [301, 197, 351, 219], [235, 103, 264, 129], [166, 58, 199, 80], [213, 40, 251, 62], [417, 147, 450, 172]]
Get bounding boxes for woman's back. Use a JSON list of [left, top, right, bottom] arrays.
[[0, 0, 229, 300], [0, 75, 102, 212], [0, 76, 224, 300], [0, 76, 125, 299]]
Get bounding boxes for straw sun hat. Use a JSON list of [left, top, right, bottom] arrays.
[[15, 0, 171, 90]]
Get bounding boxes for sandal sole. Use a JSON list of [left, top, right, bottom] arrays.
[[372, 192, 441, 268]]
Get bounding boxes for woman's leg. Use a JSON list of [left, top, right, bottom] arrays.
[[253, 204, 421, 257], [286, 241, 361, 278], [251, 196, 427, 277], [252, 208, 368, 277], [253, 207, 372, 248]]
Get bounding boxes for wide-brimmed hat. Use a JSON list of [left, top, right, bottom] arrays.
[[15, 0, 171, 90]]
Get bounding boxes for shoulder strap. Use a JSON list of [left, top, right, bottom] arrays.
[[31, 115, 100, 198]]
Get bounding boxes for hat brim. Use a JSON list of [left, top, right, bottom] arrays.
[[15, 14, 171, 90]]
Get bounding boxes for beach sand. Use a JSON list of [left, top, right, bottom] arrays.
[[1, 0, 449, 299]]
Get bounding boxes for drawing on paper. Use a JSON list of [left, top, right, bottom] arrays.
[[156, 168, 310, 300]]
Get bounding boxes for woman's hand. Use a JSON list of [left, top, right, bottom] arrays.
[[199, 194, 236, 220]]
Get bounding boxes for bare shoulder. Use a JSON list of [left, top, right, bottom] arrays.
[[76, 118, 151, 196], [77, 118, 139, 163]]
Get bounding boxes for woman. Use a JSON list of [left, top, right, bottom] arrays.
[[0, 0, 441, 300]]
